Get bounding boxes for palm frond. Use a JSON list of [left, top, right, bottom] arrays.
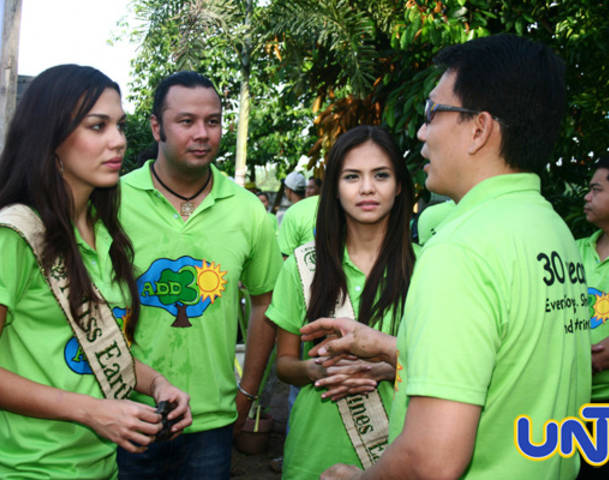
[[269, 0, 379, 97]]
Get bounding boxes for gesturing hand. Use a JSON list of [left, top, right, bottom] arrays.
[[301, 317, 396, 366]]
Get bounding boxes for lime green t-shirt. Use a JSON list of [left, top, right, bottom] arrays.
[[390, 174, 591, 480], [267, 211, 278, 236], [266, 252, 397, 480], [119, 161, 283, 432], [0, 219, 130, 479], [577, 230, 609, 401], [277, 195, 319, 256]]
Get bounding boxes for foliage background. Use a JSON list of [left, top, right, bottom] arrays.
[[121, 0, 609, 236]]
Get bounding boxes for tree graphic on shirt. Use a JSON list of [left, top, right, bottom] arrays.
[[157, 268, 200, 327], [138, 256, 227, 328]]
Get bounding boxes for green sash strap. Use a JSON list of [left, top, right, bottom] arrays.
[[0, 204, 136, 399], [294, 241, 389, 469]]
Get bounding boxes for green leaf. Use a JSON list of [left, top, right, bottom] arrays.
[[385, 102, 395, 128]]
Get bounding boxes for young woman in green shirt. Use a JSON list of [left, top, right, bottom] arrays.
[[0, 65, 191, 478], [266, 125, 416, 478]]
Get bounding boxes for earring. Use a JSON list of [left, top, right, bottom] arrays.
[[54, 153, 64, 175]]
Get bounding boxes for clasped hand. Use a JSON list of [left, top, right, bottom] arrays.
[[312, 357, 379, 401], [88, 378, 191, 453], [301, 317, 396, 401]]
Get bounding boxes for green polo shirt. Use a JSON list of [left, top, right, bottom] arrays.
[[278, 195, 319, 256], [119, 161, 282, 432], [390, 174, 590, 479], [577, 230, 609, 401], [266, 251, 396, 479], [0, 218, 128, 479], [416, 200, 456, 245]]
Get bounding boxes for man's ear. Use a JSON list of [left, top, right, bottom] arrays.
[[150, 114, 162, 142], [468, 111, 496, 155]]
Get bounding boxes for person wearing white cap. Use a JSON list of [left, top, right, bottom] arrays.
[[284, 171, 307, 204]]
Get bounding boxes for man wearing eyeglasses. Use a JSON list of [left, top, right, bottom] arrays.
[[302, 34, 590, 479]]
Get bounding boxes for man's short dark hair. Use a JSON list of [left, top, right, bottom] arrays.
[[595, 155, 609, 180], [152, 71, 220, 141], [433, 34, 566, 174], [255, 190, 269, 201]]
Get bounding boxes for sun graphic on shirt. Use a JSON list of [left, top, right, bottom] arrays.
[[120, 309, 133, 344], [112, 307, 133, 345], [591, 289, 609, 328], [195, 261, 227, 303]]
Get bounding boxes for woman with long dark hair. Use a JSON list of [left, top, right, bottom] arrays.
[[266, 125, 416, 478], [0, 65, 191, 478]]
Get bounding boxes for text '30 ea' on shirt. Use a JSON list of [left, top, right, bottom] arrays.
[[390, 173, 591, 480]]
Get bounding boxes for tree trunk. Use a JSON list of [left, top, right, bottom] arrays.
[[233, 0, 252, 187], [234, 69, 250, 186], [0, 0, 23, 153], [171, 303, 192, 328]]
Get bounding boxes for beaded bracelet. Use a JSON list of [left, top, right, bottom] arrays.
[[237, 382, 259, 401]]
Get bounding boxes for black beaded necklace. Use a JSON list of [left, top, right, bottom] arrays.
[[150, 162, 212, 217]]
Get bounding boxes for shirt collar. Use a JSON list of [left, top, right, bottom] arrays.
[[583, 230, 603, 258], [342, 246, 366, 277], [454, 173, 540, 215], [74, 217, 112, 256], [121, 159, 234, 202], [586, 230, 603, 247]]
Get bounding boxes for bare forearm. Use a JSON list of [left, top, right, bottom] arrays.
[[0, 366, 99, 425], [134, 359, 167, 397], [276, 355, 323, 387], [359, 439, 419, 480], [361, 398, 477, 480], [318, 444, 419, 480], [240, 294, 275, 394], [374, 332, 398, 366], [0, 363, 177, 453], [360, 441, 462, 480]]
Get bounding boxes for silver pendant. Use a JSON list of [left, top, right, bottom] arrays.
[[180, 201, 195, 217]]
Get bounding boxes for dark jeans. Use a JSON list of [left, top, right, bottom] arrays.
[[117, 425, 232, 480]]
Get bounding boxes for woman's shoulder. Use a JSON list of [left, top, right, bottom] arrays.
[[0, 225, 40, 309], [0, 224, 36, 254]]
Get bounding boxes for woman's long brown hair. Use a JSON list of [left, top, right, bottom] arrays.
[[0, 65, 140, 342], [306, 125, 416, 335]]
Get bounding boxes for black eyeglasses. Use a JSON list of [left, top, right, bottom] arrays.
[[424, 99, 506, 126]]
